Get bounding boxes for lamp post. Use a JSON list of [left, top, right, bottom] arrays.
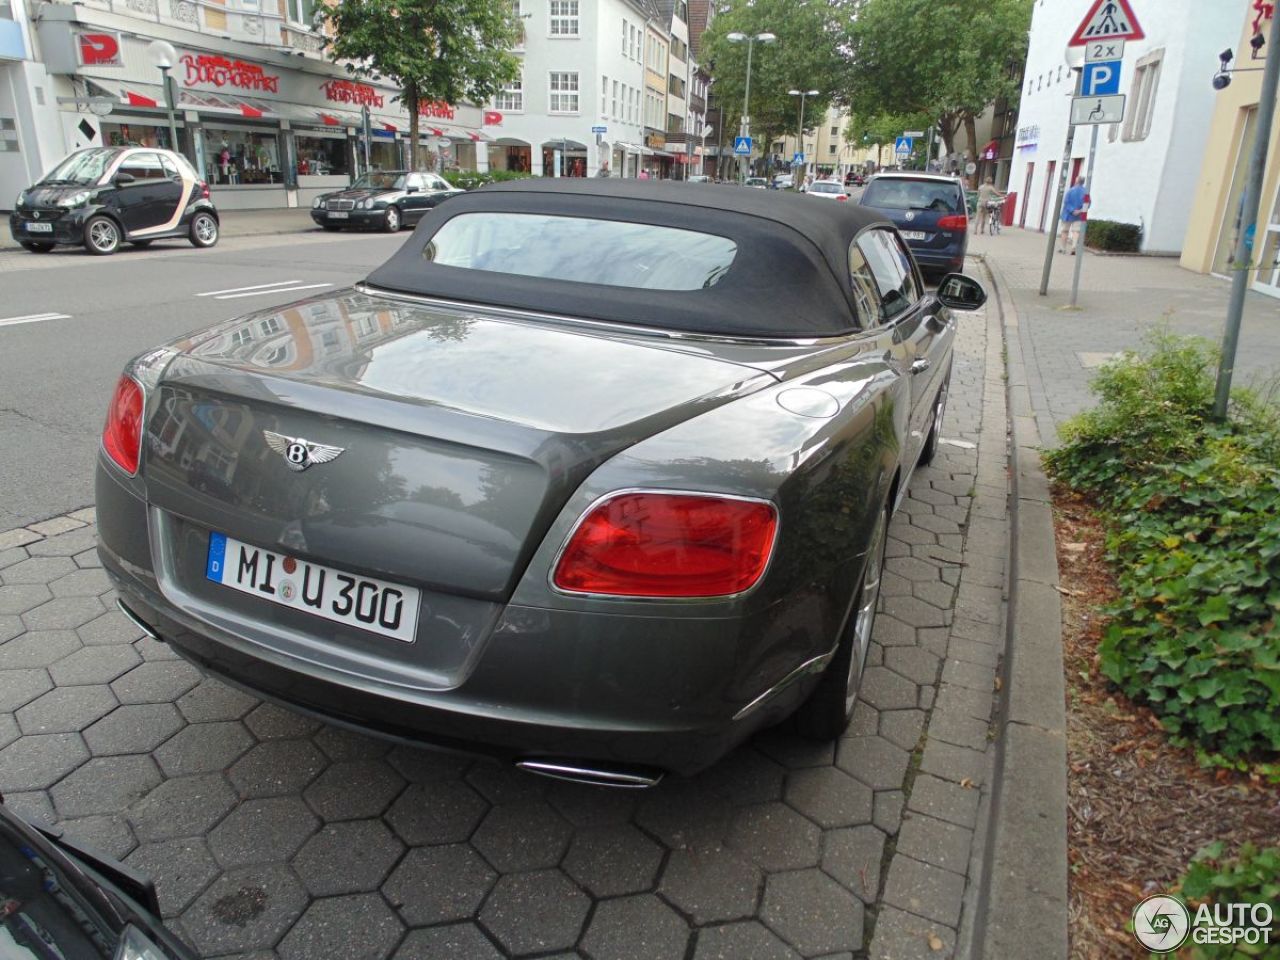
[[788, 88, 818, 185], [147, 40, 181, 159], [726, 31, 776, 182]]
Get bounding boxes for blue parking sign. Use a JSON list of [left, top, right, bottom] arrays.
[[1082, 59, 1122, 96]]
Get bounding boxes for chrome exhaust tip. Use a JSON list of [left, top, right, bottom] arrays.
[[515, 760, 663, 789], [116, 598, 159, 641]]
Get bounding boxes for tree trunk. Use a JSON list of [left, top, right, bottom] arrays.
[[406, 86, 419, 172], [964, 113, 979, 162], [938, 114, 956, 157]]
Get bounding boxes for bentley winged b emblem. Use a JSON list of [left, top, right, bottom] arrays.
[[263, 430, 345, 472]]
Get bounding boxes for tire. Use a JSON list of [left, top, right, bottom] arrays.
[[84, 215, 121, 256], [918, 367, 951, 467], [795, 500, 890, 740], [128, 240, 153, 248], [382, 206, 401, 233], [19, 241, 54, 253], [189, 211, 219, 248], [321, 224, 342, 232]]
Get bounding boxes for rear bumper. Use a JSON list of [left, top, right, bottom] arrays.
[[907, 244, 967, 274]]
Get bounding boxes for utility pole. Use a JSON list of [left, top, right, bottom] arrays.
[[1068, 122, 1099, 307], [1214, 10, 1280, 419], [1040, 68, 1083, 296], [727, 32, 776, 183]]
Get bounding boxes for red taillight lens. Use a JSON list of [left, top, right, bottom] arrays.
[[937, 214, 968, 230], [200, 181, 210, 199], [103, 375, 144, 474], [837, 194, 848, 201], [553, 492, 778, 598]]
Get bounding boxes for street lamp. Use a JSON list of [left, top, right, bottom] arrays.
[[788, 88, 819, 185], [147, 40, 181, 159], [726, 31, 776, 182]]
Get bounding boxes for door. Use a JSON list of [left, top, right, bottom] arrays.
[[424, 174, 456, 211], [1253, 178, 1280, 298], [1039, 160, 1056, 233], [401, 173, 428, 223], [1020, 162, 1034, 227], [114, 152, 181, 233]]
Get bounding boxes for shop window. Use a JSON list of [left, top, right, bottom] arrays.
[[549, 0, 578, 36], [206, 127, 282, 185], [549, 72, 579, 113], [296, 134, 350, 176], [496, 76, 523, 112], [0, 117, 17, 153], [1123, 49, 1163, 142], [101, 121, 175, 150]]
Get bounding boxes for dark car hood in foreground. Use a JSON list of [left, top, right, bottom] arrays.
[[142, 288, 775, 602]]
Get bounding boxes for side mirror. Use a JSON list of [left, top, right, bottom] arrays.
[[937, 273, 987, 311], [114, 172, 136, 185], [405, 185, 420, 194]]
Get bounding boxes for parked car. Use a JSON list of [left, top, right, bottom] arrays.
[[96, 179, 986, 785], [0, 798, 195, 959], [857, 172, 969, 278], [9, 146, 218, 256], [772, 173, 795, 190], [845, 172, 867, 187], [806, 179, 850, 202], [744, 176, 769, 189], [687, 174, 711, 183], [311, 170, 463, 232]]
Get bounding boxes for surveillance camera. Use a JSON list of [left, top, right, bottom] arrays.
[[1213, 72, 1232, 91], [1220, 48, 1235, 65], [1251, 32, 1266, 54]]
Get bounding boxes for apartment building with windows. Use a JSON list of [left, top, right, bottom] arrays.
[[642, 15, 671, 174]]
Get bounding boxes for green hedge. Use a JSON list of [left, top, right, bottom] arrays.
[[1084, 218, 1143, 252], [441, 170, 535, 190], [1179, 843, 1280, 957], [1044, 333, 1280, 774]]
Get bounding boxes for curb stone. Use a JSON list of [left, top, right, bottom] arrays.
[[968, 255, 1069, 960]]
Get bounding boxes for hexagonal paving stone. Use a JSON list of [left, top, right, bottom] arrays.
[[884, 647, 942, 686], [209, 796, 319, 868], [48, 568, 112, 597], [384, 780, 489, 845], [581, 894, 691, 960], [634, 780, 733, 851], [303, 760, 404, 821], [0, 734, 89, 792], [52, 755, 161, 819], [0, 714, 16, 752], [110, 661, 201, 704], [562, 823, 663, 897], [292, 819, 404, 897], [394, 924, 503, 960], [48, 645, 141, 686], [784, 767, 874, 830], [0, 582, 52, 615], [16, 685, 118, 735], [180, 864, 307, 957], [134, 636, 181, 662], [546, 779, 638, 828], [660, 842, 762, 925], [126, 838, 220, 916], [835, 737, 912, 792], [177, 679, 259, 722], [465, 760, 548, 805], [878, 709, 927, 751], [383, 843, 495, 925], [2, 556, 77, 584], [471, 798, 572, 873], [312, 725, 391, 763], [760, 868, 865, 957], [693, 921, 800, 960], [478, 869, 590, 956], [755, 730, 837, 770], [699, 748, 787, 806], [2, 630, 82, 669], [243, 702, 322, 740], [128, 773, 237, 841], [0, 668, 53, 713], [0, 614, 24, 644], [384, 744, 471, 783], [278, 893, 404, 960], [73, 547, 102, 570], [856, 667, 919, 712], [83, 703, 184, 756], [4, 791, 54, 824], [726, 802, 821, 872], [76, 609, 145, 646], [822, 824, 887, 903], [229, 739, 327, 797], [57, 814, 137, 861], [27, 527, 97, 557], [21, 596, 105, 632], [154, 721, 255, 777], [874, 789, 906, 835]]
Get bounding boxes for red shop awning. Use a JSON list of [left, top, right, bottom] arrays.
[[124, 89, 159, 108]]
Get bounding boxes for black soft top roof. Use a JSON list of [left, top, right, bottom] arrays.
[[365, 178, 892, 338]]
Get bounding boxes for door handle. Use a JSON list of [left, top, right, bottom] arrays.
[[911, 358, 931, 375]]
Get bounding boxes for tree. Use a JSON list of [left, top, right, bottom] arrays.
[[843, 0, 1030, 158], [701, 0, 848, 173], [326, 0, 521, 171]]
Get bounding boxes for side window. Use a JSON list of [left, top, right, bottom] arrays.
[[885, 231, 923, 303], [429, 175, 450, 191], [119, 152, 165, 181], [405, 174, 425, 192], [159, 154, 179, 180], [859, 230, 920, 323], [848, 242, 883, 328]]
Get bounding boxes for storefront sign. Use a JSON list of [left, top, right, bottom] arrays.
[[1015, 124, 1039, 148], [181, 53, 280, 93], [1254, 1, 1274, 34], [418, 100, 456, 120], [321, 79, 383, 108], [78, 31, 123, 67], [484, 110, 503, 126], [646, 132, 666, 150]]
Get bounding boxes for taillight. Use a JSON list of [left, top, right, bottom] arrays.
[[937, 214, 967, 230], [553, 492, 778, 598], [103, 375, 144, 475], [837, 194, 848, 201], [200, 181, 210, 199]]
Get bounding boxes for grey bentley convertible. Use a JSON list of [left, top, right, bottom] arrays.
[[96, 179, 985, 786]]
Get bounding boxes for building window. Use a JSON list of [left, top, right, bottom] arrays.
[[668, 74, 685, 98], [670, 37, 687, 62], [674, 0, 687, 20], [511, 0, 524, 47], [1123, 49, 1163, 142], [830, 126, 838, 136], [549, 0, 578, 36], [495, 75, 523, 112], [287, 0, 316, 27], [612, 79, 619, 119], [631, 25, 639, 60], [549, 71, 579, 113], [828, 144, 837, 155], [0, 117, 20, 154], [621, 18, 628, 54], [601, 75, 608, 115]]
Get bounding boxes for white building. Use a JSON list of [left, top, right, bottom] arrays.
[[487, 0, 657, 178], [1009, 0, 1246, 253]]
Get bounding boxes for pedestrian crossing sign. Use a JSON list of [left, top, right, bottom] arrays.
[[733, 136, 752, 155], [1069, 0, 1145, 46]]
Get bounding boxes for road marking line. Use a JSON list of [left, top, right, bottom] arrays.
[[213, 283, 332, 300], [196, 280, 311, 298], [0, 312, 71, 328]]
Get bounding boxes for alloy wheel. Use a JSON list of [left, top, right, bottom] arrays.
[[385, 207, 400, 232], [194, 214, 218, 246], [846, 507, 888, 714], [88, 219, 119, 254]]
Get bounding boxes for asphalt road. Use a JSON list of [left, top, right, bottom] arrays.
[[0, 230, 405, 530]]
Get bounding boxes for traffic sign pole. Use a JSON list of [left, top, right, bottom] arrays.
[[1040, 69, 1082, 297], [1069, 122, 1100, 307]]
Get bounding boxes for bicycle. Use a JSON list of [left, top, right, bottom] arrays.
[[978, 197, 1006, 235]]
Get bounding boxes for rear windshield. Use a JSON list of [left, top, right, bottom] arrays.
[[811, 182, 843, 194], [862, 179, 961, 213], [423, 212, 737, 290]]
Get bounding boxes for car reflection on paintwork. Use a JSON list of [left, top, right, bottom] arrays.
[[310, 171, 463, 233]]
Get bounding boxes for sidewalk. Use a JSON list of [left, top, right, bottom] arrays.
[[1, 207, 317, 251], [971, 226, 1280, 447]]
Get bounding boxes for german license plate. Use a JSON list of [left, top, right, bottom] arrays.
[[901, 230, 927, 241], [206, 532, 419, 642], [327, 211, 349, 219], [25, 222, 53, 233]]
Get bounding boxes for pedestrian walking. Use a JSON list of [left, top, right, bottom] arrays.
[[638, 168, 650, 180], [1059, 176, 1089, 253], [595, 160, 611, 177]]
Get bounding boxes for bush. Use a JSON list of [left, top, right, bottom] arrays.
[[441, 170, 535, 190], [1084, 218, 1143, 252], [1179, 842, 1280, 957], [1045, 332, 1280, 770]]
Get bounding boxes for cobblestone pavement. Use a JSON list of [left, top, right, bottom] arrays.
[[971, 227, 1280, 447], [0, 297, 1009, 960]]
